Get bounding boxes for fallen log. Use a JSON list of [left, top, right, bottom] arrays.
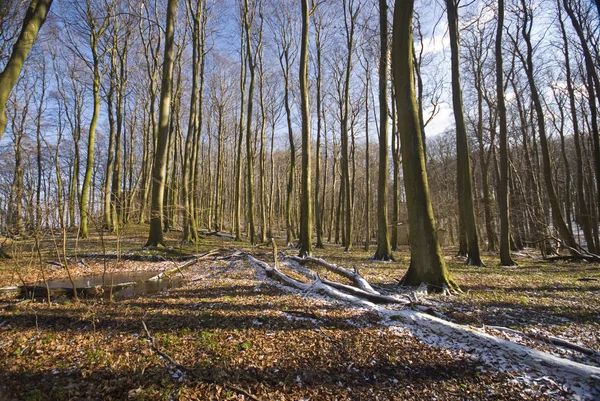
[[148, 250, 219, 281], [200, 231, 236, 239], [19, 285, 104, 298], [253, 253, 600, 397], [487, 325, 600, 359], [319, 275, 410, 305], [250, 255, 381, 306], [287, 255, 379, 294], [388, 309, 600, 397]]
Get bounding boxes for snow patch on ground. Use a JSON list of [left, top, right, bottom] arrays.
[[249, 257, 599, 400]]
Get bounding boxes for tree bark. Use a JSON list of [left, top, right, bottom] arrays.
[[446, 0, 483, 266], [393, 0, 459, 292], [373, 0, 393, 261], [146, 0, 178, 247], [519, 0, 578, 252], [0, 0, 53, 140], [298, 0, 312, 256]]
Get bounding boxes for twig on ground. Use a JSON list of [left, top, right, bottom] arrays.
[[141, 321, 262, 401]]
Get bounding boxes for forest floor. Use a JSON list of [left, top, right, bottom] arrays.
[[0, 226, 599, 400]]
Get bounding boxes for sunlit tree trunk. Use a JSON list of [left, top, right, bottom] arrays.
[[298, 0, 312, 256], [446, 0, 483, 265], [495, 0, 515, 266], [242, 0, 260, 245], [374, 0, 393, 260], [182, 0, 203, 243], [0, 0, 53, 140], [80, 1, 109, 239], [393, 0, 459, 292], [146, 0, 178, 246]]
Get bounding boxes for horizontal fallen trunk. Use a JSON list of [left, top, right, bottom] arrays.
[[148, 250, 219, 281], [287, 255, 378, 294], [249, 255, 375, 306], [388, 309, 600, 397], [18, 285, 103, 298], [200, 231, 236, 239], [252, 251, 600, 397], [487, 325, 600, 358], [319, 275, 410, 305]]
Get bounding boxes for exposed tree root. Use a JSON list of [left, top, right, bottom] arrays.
[[141, 321, 262, 401]]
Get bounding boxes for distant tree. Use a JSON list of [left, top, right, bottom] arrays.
[[516, 0, 578, 252]]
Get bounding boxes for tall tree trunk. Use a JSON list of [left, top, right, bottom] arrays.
[[446, 0, 482, 265], [341, 0, 358, 252], [182, 0, 203, 243], [497, 0, 516, 265], [80, 13, 106, 239], [314, 11, 324, 249], [393, 0, 458, 292], [519, 0, 577, 251], [299, 0, 312, 256], [374, 0, 393, 260], [235, 12, 246, 241], [242, 0, 258, 245], [391, 93, 400, 251], [35, 62, 46, 232], [363, 62, 371, 252], [146, 0, 178, 246]]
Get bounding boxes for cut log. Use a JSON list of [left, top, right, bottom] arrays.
[[287, 255, 379, 294]]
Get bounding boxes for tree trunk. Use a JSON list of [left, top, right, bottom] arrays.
[[496, 0, 516, 265], [446, 0, 483, 266], [374, 0, 392, 260], [146, 0, 178, 247], [298, 0, 312, 256], [393, 0, 459, 292], [519, 0, 578, 252], [0, 0, 53, 140]]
